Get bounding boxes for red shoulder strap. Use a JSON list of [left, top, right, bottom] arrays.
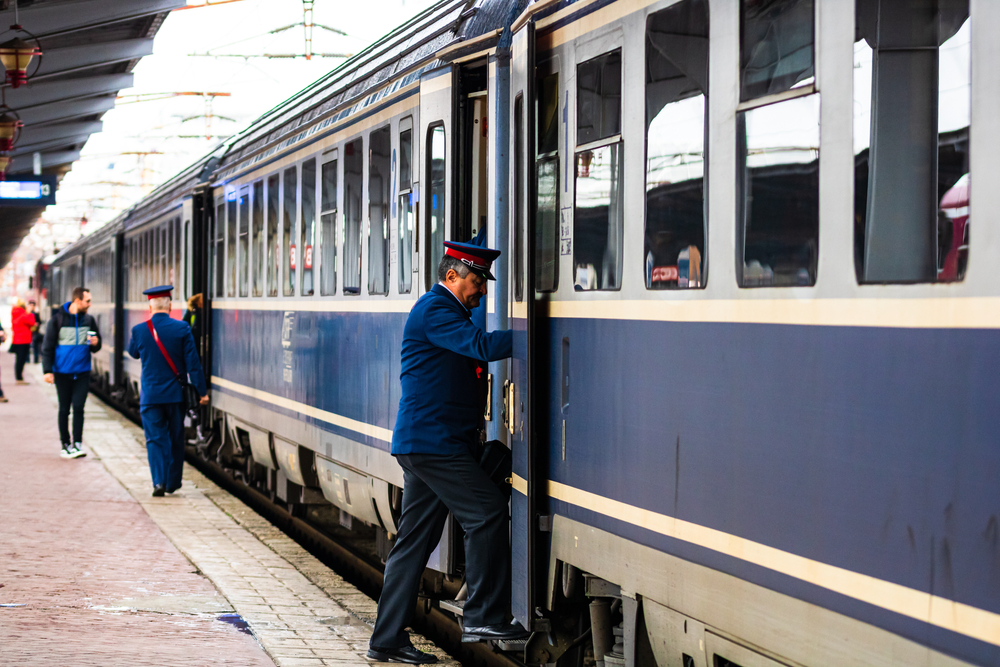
[[146, 319, 180, 378]]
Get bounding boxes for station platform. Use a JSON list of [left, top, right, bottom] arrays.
[[0, 353, 457, 667]]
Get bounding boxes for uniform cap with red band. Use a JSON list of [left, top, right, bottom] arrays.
[[143, 285, 174, 299], [443, 241, 501, 280]]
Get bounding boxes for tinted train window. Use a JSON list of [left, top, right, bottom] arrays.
[[536, 67, 559, 292], [239, 186, 249, 297], [252, 180, 264, 297], [174, 217, 182, 293], [399, 125, 413, 294], [320, 158, 338, 296], [301, 158, 316, 296], [343, 138, 363, 294], [513, 96, 524, 302], [645, 0, 709, 290], [282, 167, 296, 296], [227, 194, 237, 296], [369, 127, 390, 295], [738, 0, 818, 287], [854, 0, 969, 283], [214, 202, 224, 297], [266, 175, 279, 296], [574, 49, 623, 291], [426, 125, 446, 289]]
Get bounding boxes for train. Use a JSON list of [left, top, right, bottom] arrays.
[[44, 0, 998, 666]]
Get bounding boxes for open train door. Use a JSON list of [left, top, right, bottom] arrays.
[[508, 15, 537, 631], [418, 66, 454, 297]]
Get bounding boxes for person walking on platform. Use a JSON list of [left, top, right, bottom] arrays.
[[29, 300, 43, 363], [10, 298, 35, 383], [128, 285, 208, 497], [42, 287, 102, 458], [182, 293, 203, 348], [368, 241, 528, 666]]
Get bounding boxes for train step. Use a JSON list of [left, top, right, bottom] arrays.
[[495, 637, 529, 652], [439, 599, 465, 616]]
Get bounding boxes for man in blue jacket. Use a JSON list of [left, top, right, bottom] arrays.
[[42, 287, 102, 459], [369, 242, 526, 665], [128, 285, 208, 497]]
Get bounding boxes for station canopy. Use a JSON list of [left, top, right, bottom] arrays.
[[0, 0, 184, 270]]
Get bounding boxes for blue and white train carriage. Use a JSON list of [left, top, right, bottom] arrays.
[[48, 0, 999, 666]]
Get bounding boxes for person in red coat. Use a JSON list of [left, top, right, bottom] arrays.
[[10, 298, 35, 383]]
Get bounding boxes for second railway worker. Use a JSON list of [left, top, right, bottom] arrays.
[[128, 285, 209, 497], [368, 241, 529, 665]]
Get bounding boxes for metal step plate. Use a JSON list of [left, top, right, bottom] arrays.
[[439, 599, 465, 616], [496, 638, 529, 652]]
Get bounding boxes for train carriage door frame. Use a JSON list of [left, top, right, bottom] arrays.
[[419, 67, 454, 295], [509, 16, 538, 630]]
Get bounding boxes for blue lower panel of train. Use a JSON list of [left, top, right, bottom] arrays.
[[528, 316, 999, 666]]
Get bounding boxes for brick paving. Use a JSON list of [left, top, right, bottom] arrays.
[[1, 354, 458, 667]]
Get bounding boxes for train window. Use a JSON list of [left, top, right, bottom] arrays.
[[239, 186, 250, 297], [266, 174, 279, 296], [145, 230, 153, 292], [574, 49, 623, 291], [368, 127, 390, 295], [514, 96, 524, 302], [162, 225, 169, 287], [227, 192, 237, 297], [536, 67, 559, 292], [282, 167, 297, 296], [577, 50, 621, 146], [301, 158, 317, 296], [174, 217, 181, 292], [854, 0, 969, 283], [343, 137, 363, 294], [252, 180, 264, 297], [740, 0, 814, 103], [645, 0, 709, 290], [320, 157, 338, 295], [737, 0, 818, 287], [214, 202, 223, 297], [399, 124, 413, 294], [426, 124, 446, 290]]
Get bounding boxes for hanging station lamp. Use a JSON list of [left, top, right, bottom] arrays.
[[0, 109, 23, 151], [0, 154, 12, 180], [0, 34, 41, 88]]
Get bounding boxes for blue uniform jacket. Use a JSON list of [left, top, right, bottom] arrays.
[[392, 283, 512, 456], [128, 312, 208, 406]]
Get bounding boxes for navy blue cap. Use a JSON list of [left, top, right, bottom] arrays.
[[443, 241, 501, 280], [143, 285, 173, 299]]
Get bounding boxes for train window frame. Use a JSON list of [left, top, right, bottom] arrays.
[[252, 179, 265, 297], [174, 216, 182, 295], [535, 59, 560, 293], [282, 166, 298, 297], [424, 122, 446, 293], [398, 117, 414, 295], [266, 173, 280, 297], [644, 0, 710, 291], [513, 94, 524, 302], [343, 137, 364, 296], [227, 190, 237, 297], [301, 157, 318, 297], [368, 125, 391, 296], [214, 198, 225, 298], [320, 150, 338, 297], [239, 185, 250, 298], [573, 43, 625, 292]]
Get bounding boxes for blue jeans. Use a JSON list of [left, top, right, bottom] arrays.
[[140, 402, 185, 489]]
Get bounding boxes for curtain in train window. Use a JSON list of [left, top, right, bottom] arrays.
[[344, 138, 363, 294], [398, 127, 413, 294], [227, 193, 237, 296], [536, 69, 559, 292], [301, 159, 316, 296], [320, 158, 338, 296], [574, 49, 623, 291], [426, 125, 445, 288], [239, 186, 250, 297], [854, 0, 969, 283], [737, 0, 819, 287], [252, 180, 264, 297], [283, 167, 297, 296], [368, 127, 390, 295], [266, 175, 279, 296], [645, 0, 708, 290]]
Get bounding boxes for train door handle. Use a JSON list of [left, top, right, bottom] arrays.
[[508, 381, 516, 436], [501, 379, 510, 430]]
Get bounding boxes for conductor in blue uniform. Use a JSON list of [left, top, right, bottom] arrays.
[[368, 242, 528, 665], [128, 285, 209, 497]]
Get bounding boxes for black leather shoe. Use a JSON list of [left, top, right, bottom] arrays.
[[461, 623, 531, 643], [152, 485, 166, 497], [367, 646, 438, 664]]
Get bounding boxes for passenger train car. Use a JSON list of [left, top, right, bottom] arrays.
[[49, 1, 999, 666]]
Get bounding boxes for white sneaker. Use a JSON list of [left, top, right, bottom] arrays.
[[60, 444, 74, 459], [69, 443, 87, 459]]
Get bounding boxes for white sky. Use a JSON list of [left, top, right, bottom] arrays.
[[42, 0, 440, 230]]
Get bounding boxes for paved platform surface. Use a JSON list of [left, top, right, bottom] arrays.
[[0, 353, 457, 667]]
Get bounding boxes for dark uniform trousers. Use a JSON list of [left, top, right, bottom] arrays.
[[370, 449, 509, 649], [141, 402, 186, 490]]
